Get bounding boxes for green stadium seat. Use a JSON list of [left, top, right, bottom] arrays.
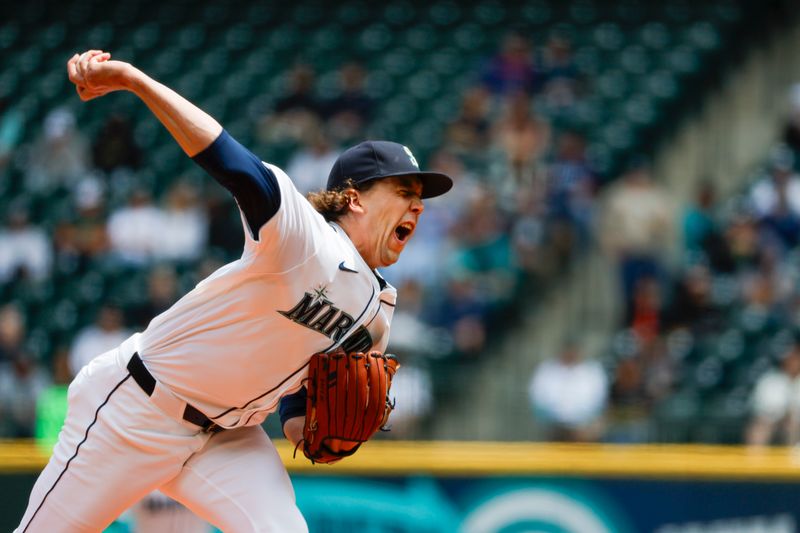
[[403, 24, 439, 52], [619, 44, 651, 75], [592, 22, 625, 51], [359, 23, 394, 53], [200, 3, 231, 27], [405, 71, 444, 101], [452, 23, 488, 52], [638, 22, 672, 50], [428, 1, 462, 28], [472, 1, 508, 27], [110, 1, 139, 27], [224, 24, 255, 53], [132, 23, 161, 52], [0, 22, 20, 52], [334, 2, 369, 28], [243, 3, 277, 28], [364, 70, 394, 101], [595, 69, 630, 99], [382, 49, 416, 77], [567, 1, 599, 26], [383, 2, 417, 27], [519, 1, 553, 26], [25, 326, 53, 362], [41, 23, 67, 51], [429, 95, 461, 124], [623, 94, 658, 127], [425, 47, 467, 77], [684, 21, 722, 52]]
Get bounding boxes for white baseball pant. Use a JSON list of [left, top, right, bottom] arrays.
[[15, 347, 308, 532]]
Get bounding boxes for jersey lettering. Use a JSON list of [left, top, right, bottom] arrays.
[[324, 313, 354, 342], [278, 290, 355, 343], [340, 326, 373, 353]]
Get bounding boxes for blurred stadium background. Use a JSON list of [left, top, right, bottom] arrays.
[[3, 0, 800, 531]]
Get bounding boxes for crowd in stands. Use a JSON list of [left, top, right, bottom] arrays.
[[527, 85, 800, 445], [0, 30, 597, 440], [5, 25, 796, 447]]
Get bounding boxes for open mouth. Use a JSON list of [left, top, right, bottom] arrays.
[[394, 222, 414, 243]]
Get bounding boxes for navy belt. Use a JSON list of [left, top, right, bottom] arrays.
[[127, 352, 223, 434]]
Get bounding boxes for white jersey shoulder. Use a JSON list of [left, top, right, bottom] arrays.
[[134, 163, 396, 429]]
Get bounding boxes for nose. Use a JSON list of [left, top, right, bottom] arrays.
[[410, 197, 424, 215]]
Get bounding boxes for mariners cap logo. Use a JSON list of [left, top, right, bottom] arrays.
[[403, 146, 419, 169]]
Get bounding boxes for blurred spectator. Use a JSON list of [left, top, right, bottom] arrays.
[[0, 351, 50, 438], [545, 130, 596, 258], [489, 91, 551, 192], [449, 193, 520, 312], [0, 202, 52, 283], [382, 154, 466, 288], [760, 185, 800, 252], [127, 265, 180, 329], [749, 145, 800, 218], [68, 305, 130, 377], [745, 342, 800, 448], [385, 361, 433, 439], [608, 334, 674, 442], [736, 271, 783, 336], [0, 303, 26, 364], [53, 179, 109, 270], [107, 188, 165, 266], [431, 277, 488, 357], [323, 61, 373, 144], [424, 149, 483, 219], [509, 188, 547, 277], [155, 180, 208, 262], [601, 159, 676, 321], [528, 340, 608, 442], [722, 211, 763, 273], [25, 107, 90, 193], [383, 286, 439, 439], [92, 114, 142, 174], [0, 96, 23, 173], [664, 264, 722, 335], [444, 86, 492, 163], [387, 279, 446, 357], [258, 63, 323, 145], [0, 305, 49, 439], [628, 276, 662, 341], [539, 34, 580, 112], [480, 31, 539, 96], [285, 129, 341, 194], [682, 180, 719, 258]]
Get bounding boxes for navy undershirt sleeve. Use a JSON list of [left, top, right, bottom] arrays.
[[279, 387, 307, 426], [192, 130, 281, 239]]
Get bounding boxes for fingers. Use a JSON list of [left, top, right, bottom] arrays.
[[74, 83, 104, 102], [75, 50, 106, 86], [67, 53, 81, 84]]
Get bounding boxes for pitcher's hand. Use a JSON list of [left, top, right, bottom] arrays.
[[67, 50, 131, 101]]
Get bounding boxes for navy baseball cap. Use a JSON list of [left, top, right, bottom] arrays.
[[327, 141, 453, 199]]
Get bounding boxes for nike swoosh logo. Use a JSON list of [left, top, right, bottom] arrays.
[[338, 261, 358, 273]]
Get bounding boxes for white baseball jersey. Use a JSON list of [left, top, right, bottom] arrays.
[[131, 165, 397, 429]]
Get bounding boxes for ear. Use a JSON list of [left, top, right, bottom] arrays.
[[346, 188, 366, 214]]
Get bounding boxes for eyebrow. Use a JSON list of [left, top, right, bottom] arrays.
[[395, 176, 423, 193]]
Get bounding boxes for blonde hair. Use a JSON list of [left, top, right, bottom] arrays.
[[306, 178, 376, 222]]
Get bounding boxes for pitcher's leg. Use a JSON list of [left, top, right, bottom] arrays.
[[16, 352, 206, 532], [162, 426, 308, 533]]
